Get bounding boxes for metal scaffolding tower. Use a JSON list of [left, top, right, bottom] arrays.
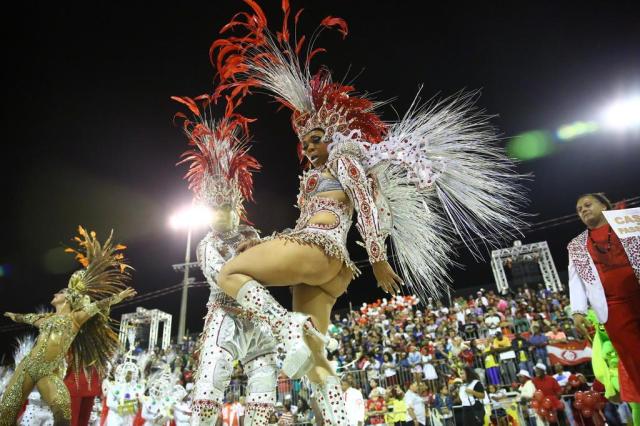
[[491, 240, 562, 294]]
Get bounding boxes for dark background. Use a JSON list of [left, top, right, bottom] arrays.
[[1, 1, 639, 355]]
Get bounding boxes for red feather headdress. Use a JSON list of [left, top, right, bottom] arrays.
[[211, 0, 387, 149], [172, 94, 260, 221]]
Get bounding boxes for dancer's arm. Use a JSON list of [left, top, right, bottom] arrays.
[[4, 312, 49, 327], [332, 154, 402, 293], [197, 236, 227, 282], [568, 260, 590, 339], [73, 287, 137, 326], [333, 154, 387, 264]]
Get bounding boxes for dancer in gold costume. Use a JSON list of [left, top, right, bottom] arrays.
[[1, 226, 136, 425]]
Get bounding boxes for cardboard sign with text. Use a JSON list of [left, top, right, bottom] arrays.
[[603, 208, 640, 238]]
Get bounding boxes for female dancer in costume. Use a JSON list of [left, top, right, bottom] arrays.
[[1, 227, 136, 425], [172, 95, 278, 425], [569, 193, 640, 410], [12, 335, 55, 426], [211, 2, 526, 423]]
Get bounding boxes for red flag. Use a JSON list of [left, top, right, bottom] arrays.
[[547, 340, 592, 366]]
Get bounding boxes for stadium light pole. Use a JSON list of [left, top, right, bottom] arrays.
[[169, 202, 212, 343]]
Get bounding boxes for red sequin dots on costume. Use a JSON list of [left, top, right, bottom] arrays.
[[244, 403, 273, 426], [567, 231, 598, 285], [311, 376, 348, 425], [306, 174, 319, 194], [243, 353, 277, 425], [620, 236, 640, 282]]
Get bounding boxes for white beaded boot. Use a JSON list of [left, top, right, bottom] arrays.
[[244, 353, 277, 426], [311, 376, 348, 425], [244, 403, 273, 426], [236, 280, 324, 379]]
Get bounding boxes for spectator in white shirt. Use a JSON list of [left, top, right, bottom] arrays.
[[476, 291, 489, 308], [515, 370, 537, 426], [484, 309, 502, 336], [403, 382, 427, 426], [552, 364, 570, 388], [382, 353, 398, 382], [341, 379, 365, 426]]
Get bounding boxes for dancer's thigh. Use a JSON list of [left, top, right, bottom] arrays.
[[0, 363, 34, 418], [36, 374, 71, 421], [292, 285, 335, 335], [291, 267, 352, 332], [222, 238, 343, 287], [293, 269, 351, 384]]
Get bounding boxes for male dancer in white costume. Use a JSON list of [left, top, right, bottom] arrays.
[[172, 95, 278, 426]]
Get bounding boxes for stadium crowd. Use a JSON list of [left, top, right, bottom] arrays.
[[7, 283, 633, 425], [166, 283, 632, 425]]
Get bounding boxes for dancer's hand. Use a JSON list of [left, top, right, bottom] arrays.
[[4, 312, 16, 322], [372, 261, 403, 295], [572, 313, 591, 341], [117, 288, 137, 303], [237, 239, 260, 253]]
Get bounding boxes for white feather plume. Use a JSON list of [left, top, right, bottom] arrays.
[[370, 162, 458, 301], [226, 29, 314, 116], [361, 90, 528, 298], [13, 334, 36, 366], [0, 366, 14, 396]]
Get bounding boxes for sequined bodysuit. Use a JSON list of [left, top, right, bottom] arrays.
[[24, 314, 76, 381], [0, 313, 79, 424], [276, 139, 389, 275]]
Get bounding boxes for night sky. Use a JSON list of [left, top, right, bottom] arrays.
[[1, 1, 639, 355]]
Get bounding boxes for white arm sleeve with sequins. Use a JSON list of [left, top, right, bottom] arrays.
[[568, 260, 588, 315], [196, 237, 226, 285], [333, 154, 387, 263]]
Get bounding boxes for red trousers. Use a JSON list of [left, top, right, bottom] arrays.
[[70, 396, 95, 426], [601, 269, 640, 402]]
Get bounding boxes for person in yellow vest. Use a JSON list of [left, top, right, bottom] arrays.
[[385, 386, 409, 425], [512, 333, 535, 377], [492, 331, 517, 385]]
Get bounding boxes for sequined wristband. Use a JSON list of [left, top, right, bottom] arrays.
[[366, 238, 388, 264]]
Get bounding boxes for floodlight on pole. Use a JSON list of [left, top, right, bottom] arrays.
[[169, 204, 214, 230], [169, 202, 212, 344], [602, 96, 640, 131]]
